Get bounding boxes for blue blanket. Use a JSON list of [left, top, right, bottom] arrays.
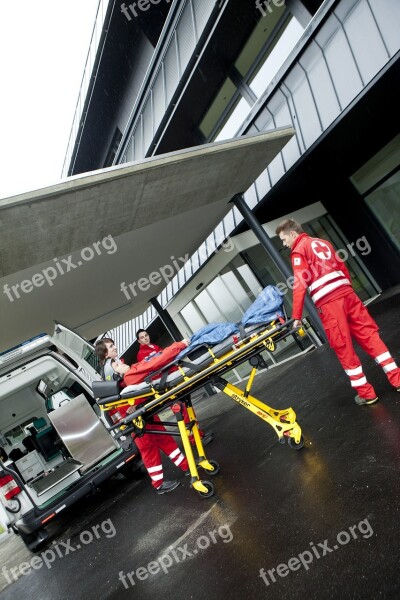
[[177, 285, 284, 359], [242, 285, 284, 325]]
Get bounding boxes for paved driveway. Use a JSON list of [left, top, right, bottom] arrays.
[[1, 290, 399, 600]]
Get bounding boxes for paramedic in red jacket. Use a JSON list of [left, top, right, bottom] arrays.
[[112, 341, 190, 494], [276, 218, 400, 406], [136, 329, 213, 446], [136, 330, 163, 362]]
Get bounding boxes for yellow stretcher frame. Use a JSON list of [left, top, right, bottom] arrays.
[[97, 319, 309, 497]]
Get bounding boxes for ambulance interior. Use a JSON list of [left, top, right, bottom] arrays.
[[0, 354, 108, 505]]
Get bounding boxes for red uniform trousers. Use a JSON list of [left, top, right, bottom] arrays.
[[134, 415, 189, 489], [318, 291, 400, 399]]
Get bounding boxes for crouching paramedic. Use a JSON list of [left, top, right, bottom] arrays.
[[276, 218, 400, 406], [136, 329, 213, 446], [113, 341, 190, 494]]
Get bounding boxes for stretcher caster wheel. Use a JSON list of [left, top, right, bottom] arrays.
[[198, 481, 215, 498], [288, 435, 304, 450], [205, 460, 220, 476]]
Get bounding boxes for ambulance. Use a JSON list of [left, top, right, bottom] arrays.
[[0, 325, 141, 551]]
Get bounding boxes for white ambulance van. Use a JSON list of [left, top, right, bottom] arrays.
[[0, 325, 141, 551]]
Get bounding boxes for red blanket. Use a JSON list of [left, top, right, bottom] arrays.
[[123, 341, 187, 386]]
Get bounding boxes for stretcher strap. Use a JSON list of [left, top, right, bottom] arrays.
[[238, 323, 247, 340], [157, 368, 170, 392], [177, 360, 203, 372]]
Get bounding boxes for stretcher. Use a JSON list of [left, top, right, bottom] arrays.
[[93, 318, 311, 497]]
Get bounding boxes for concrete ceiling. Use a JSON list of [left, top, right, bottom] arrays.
[[0, 127, 294, 351]]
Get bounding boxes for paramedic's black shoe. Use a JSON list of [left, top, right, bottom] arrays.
[[156, 480, 180, 494], [354, 395, 378, 406]]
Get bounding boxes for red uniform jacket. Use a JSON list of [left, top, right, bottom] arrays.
[[137, 343, 163, 363], [290, 233, 353, 320]]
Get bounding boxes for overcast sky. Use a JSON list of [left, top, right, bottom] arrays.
[[0, 0, 100, 199]]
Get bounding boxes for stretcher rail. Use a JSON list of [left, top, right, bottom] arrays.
[[97, 318, 299, 411], [93, 318, 307, 497]]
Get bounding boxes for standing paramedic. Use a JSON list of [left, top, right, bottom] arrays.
[[276, 218, 400, 405]]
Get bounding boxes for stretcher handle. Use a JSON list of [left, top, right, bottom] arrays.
[[108, 405, 147, 431], [96, 394, 122, 406], [123, 406, 146, 422]]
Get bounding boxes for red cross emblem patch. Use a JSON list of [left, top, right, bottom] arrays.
[[311, 240, 331, 260]]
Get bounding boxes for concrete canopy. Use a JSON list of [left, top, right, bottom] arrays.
[[0, 127, 294, 351]]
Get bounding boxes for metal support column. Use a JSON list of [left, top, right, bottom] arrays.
[[231, 193, 326, 343], [149, 297, 183, 341]]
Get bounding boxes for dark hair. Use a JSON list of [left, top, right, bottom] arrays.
[[275, 219, 304, 236], [95, 337, 115, 365], [136, 329, 148, 340]]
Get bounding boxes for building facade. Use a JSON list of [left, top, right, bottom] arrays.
[[64, 0, 400, 365]]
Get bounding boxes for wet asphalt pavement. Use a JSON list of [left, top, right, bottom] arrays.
[[1, 288, 399, 600]]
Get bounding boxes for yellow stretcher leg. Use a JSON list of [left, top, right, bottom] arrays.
[[215, 380, 303, 447], [171, 403, 217, 497], [185, 405, 218, 475]]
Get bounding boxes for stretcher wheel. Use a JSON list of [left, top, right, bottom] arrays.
[[204, 459, 220, 476], [198, 481, 215, 498], [288, 435, 304, 450]]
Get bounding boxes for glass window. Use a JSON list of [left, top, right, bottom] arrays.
[[179, 255, 260, 329], [199, 78, 237, 139], [250, 17, 304, 97], [364, 170, 400, 252], [195, 289, 225, 323], [143, 95, 154, 155], [236, 264, 262, 298], [215, 97, 252, 142], [220, 272, 253, 312], [134, 119, 143, 161], [235, 2, 287, 77], [181, 303, 206, 333]]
